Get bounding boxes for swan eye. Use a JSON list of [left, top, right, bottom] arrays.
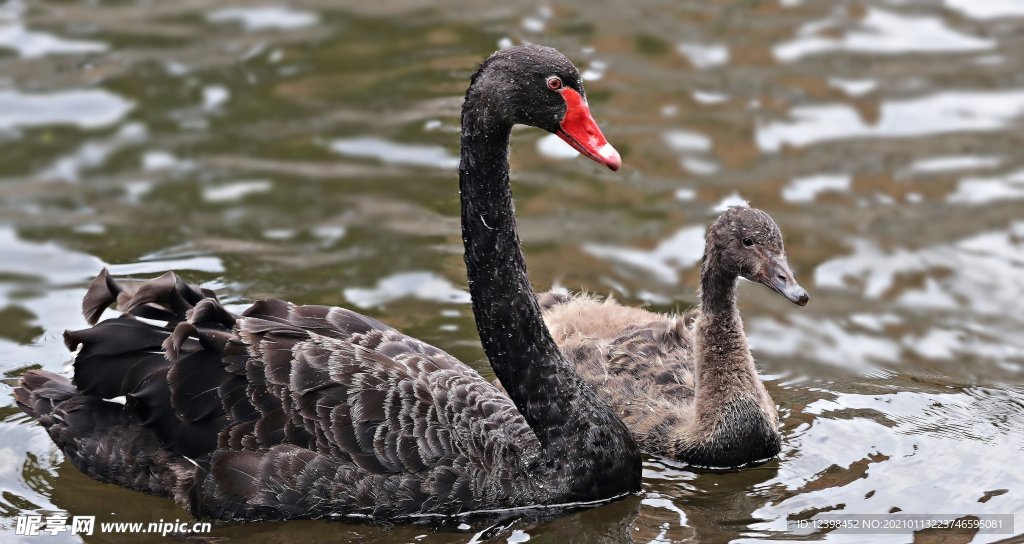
[[742, 237, 755, 247], [546, 76, 563, 91]]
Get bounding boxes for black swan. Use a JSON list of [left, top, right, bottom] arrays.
[[533, 207, 809, 468], [14, 44, 640, 520]]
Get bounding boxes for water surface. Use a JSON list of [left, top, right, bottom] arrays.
[[1, 1, 1022, 542]]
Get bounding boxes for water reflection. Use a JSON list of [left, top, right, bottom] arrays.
[[676, 42, 729, 70], [756, 90, 1024, 152], [0, 0, 105, 58], [950, 169, 1024, 204], [330, 137, 460, 169], [827, 77, 877, 97], [774, 7, 993, 61], [39, 123, 147, 183], [754, 388, 1024, 532], [0, 90, 132, 131], [206, 6, 319, 32], [584, 226, 704, 285], [0, 0, 1022, 542], [202, 179, 273, 203], [344, 271, 471, 309], [537, 133, 580, 160], [908, 155, 1002, 175], [781, 174, 850, 203], [945, 0, 1024, 20]]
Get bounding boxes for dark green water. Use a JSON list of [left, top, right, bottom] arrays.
[[0, 1, 1023, 542]]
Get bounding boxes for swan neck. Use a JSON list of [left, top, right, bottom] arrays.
[[457, 95, 639, 494], [699, 249, 738, 316], [680, 246, 781, 465], [459, 101, 562, 394], [695, 247, 756, 385]]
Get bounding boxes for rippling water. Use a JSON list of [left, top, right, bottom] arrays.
[[1, 1, 1022, 542]]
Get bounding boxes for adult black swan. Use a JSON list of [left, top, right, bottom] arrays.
[[15, 44, 639, 521], [532, 207, 809, 468]]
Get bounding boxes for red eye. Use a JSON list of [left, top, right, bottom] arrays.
[[546, 76, 562, 90]]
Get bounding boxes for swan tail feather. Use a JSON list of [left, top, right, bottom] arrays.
[[15, 369, 197, 505], [81, 268, 213, 326], [64, 271, 241, 458]]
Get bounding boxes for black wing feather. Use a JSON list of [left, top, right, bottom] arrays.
[[20, 270, 550, 520]]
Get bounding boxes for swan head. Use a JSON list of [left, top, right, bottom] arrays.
[[467, 44, 621, 170], [708, 207, 810, 306]]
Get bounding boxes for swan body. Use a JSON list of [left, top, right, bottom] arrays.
[[15, 45, 640, 521], [533, 207, 809, 468], [22, 282, 554, 519]]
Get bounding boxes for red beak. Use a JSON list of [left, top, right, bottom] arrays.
[[555, 87, 621, 171]]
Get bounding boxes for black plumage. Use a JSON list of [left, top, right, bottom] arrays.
[[15, 44, 641, 521]]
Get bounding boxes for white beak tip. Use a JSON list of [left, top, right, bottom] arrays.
[[598, 143, 621, 171]]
